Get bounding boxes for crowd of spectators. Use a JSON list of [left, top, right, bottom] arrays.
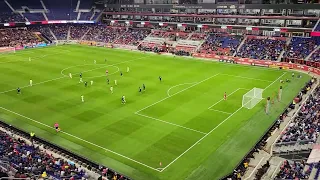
[[275, 160, 313, 179], [277, 81, 319, 144], [70, 25, 92, 40], [284, 37, 317, 60], [28, 26, 55, 41], [0, 12, 25, 23], [113, 28, 150, 46], [83, 26, 126, 43], [0, 28, 40, 47], [149, 31, 166, 38], [310, 49, 320, 62], [236, 38, 286, 61], [50, 25, 69, 40], [189, 33, 207, 41], [199, 34, 242, 56], [0, 130, 89, 179]]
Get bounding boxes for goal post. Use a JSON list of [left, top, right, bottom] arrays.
[[0, 47, 15, 54], [242, 88, 264, 109]]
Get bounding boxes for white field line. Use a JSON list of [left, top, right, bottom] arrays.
[[244, 157, 265, 180], [207, 88, 249, 109], [136, 74, 220, 114], [220, 74, 273, 82], [0, 106, 161, 172], [61, 64, 120, 77], [264, 72, 287, 90], [160, 73, 288, 172], [60, 56, 148, 77], [135, 113, 207, 135], [167, 82, 196, 97], [208, 109, 232, 115], [0, 56, 148, 95], [0, 50, 71, 64]]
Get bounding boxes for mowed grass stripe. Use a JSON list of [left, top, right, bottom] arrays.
[[0, 45, 312, 180]]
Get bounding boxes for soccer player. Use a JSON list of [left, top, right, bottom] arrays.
[[106, 70, 109, 76], [139, 87, 142, 93], [90, 80, 93, 86], [122, 95, 126, 104], [29, 79, 33, 86], [94, 60, 96, 64], [69, 73, 72, 79], [120, 71, 123, 76], [81, 95, 84, 102], [84, 81, 88, 87], [114, 80, 117, 86], [159, 76, 162, 82], [143, 84, 146, 91], [54, 122, 60, 132], [127, 67, 130, 72], [79, 72, 83, 83], [110, 86, 113, 94], [17, 87, 21, 94], [224, 92, 227, 100], [107, 78, 110, 84], [292, 72, 295, 78]]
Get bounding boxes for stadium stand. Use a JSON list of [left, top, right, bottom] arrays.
[[28, 26, 55, 42], [43, 0, 78, 20], [275, 160, 313, 179], [50, 24, 69, 40], [284, 37, 317, 60], [276, 85, 319, 145], [199, 34, 243, 56], [69, 24, 92, 40], [236, 36, 286, 61], [113, 28, 151, 46], [0, 28, 40, 47], [83, 26, 126, 43], [310, 49, 320, 62], [0, 12, 25, 23]]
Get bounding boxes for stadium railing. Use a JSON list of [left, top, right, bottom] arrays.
[[0, 121, 131, 180]]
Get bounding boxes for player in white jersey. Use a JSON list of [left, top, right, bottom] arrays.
[[81, 95, 84, 102], [69, 73, 72, 79], [114, 80, 117, 86], [127, 67, 130, 72], [29, 79, 33, 86], [90, 80, 93, 85], [110, 86, 113, 94], [122, 95, 126, 104]]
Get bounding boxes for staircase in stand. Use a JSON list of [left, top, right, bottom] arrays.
[[305, 45, 320, 61], [234, 35, 247, 56]]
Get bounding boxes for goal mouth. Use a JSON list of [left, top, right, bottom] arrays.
[[242, 87, 264, 109]]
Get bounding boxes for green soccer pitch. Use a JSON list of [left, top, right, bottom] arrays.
[[0, 45, 311, 180]]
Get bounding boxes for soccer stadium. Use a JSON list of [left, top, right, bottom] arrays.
[[0, 0, 320, 179]]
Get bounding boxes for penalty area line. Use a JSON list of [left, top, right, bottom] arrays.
[[135, 112, 207, 135], [0, 106, 161, 172], [161, 73, 289, 172], [136, 73, 220, 114]]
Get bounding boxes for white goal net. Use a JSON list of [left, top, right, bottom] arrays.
[[242, 88, 264, 109]]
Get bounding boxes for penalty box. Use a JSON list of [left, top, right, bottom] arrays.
[[135, 74, 263, 134]]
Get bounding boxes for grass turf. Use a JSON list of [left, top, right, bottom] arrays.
[[0, 45, 311, 180]]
